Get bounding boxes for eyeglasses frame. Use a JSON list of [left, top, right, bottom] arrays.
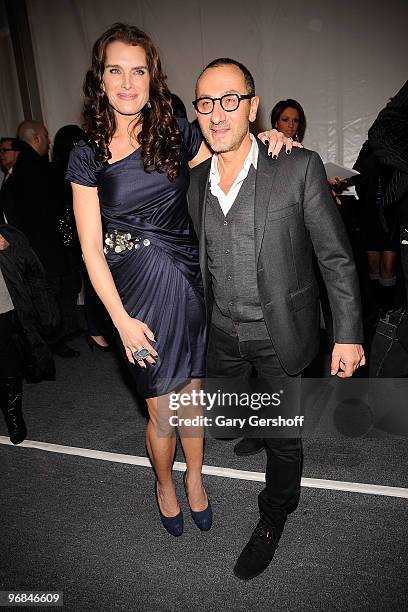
[[192, 93, 254, 114]]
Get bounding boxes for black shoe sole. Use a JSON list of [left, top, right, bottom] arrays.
[[233, 564, 270, 581]]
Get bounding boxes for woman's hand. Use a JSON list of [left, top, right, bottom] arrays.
[[327, 176, 348, 190], [327, 177, 349, 205], [116, 314, 158, 368], [257, 129, 303, 157]]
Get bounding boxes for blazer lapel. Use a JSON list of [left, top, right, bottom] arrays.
[[254, 143, 279, 262]]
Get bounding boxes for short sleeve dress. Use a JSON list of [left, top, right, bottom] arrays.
[[66, 119, 206, 398]]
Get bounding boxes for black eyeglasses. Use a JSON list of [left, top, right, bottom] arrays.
[[192, 93, 253, 114], [0, 148, 14, 154]]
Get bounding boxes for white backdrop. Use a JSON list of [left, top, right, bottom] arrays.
[[2, 0, 408, 167], [0, 1, 24, 139]]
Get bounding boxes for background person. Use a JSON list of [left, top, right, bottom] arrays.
[[3, 121, 79, 358], [354, 141, 398, 316], [368, 80, 408, 306], [0, 225, 59, 444], [0, 137, 21, 224], [52, 124, 111, 350], [270, 98, 306, 142], [0, 137, 20, 177]]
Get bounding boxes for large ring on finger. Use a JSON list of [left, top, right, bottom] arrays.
[[133, 348, 151, 361]]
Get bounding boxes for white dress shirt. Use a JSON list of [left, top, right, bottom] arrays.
[[209, 134, 259, 216]]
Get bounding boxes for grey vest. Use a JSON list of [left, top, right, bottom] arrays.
[[205, 165, 269, 341]]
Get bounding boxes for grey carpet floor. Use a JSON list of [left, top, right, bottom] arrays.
[[1, 333, 407, 611]]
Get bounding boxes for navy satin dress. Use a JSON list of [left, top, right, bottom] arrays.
[[67, 119, 206, 398]]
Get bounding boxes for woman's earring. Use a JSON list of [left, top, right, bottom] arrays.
[[146, 100, 152, 109]]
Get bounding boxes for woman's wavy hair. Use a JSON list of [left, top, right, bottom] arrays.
[[270, 99, 306, 143], [83, 23, 182, 181]]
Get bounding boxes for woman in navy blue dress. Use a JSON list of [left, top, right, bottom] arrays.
[[67, 23, 291, 537]]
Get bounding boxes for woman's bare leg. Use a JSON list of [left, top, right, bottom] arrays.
[[177, 379, 208, 512], [146, 396, 179, 517], [146, 380, 208, 516]]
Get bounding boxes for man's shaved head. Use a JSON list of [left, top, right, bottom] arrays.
[[17, 120, 50, 157]]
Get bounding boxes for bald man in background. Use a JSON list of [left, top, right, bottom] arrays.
[[17, 120, 50, 159], [4, 120, 51, 234], [3, 120, 80, 357]]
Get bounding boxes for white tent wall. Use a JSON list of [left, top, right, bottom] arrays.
[[8, 0, 408, 167], [0, 1, 24, 138]]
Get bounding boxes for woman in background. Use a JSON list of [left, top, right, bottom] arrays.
[[270, 98, 306, 143], [53, 125, 111, 351]]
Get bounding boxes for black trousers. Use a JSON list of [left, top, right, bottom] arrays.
[[47, 271, 81, 341], [0, 310, 20, 378], [83, 271, 111, 336], [206, 324, 303, 528]]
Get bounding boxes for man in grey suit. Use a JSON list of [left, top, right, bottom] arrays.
[[188, 58, 365, 580]]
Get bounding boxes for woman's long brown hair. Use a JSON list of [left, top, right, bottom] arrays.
[[83, 22, 182, 181]]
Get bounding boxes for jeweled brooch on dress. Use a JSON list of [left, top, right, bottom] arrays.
[[103, 230, 151, 254]]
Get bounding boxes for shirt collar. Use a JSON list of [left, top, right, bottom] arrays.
[[210, 133, 259, 181]]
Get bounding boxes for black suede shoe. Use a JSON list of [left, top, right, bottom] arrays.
[[233, 438, 265, 457], [233, 520, 283, 581], [155, 483, 183, 537]]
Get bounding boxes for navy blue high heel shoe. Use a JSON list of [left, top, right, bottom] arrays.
[[184, 472, 213, 531], [155, 483, 183, 537]]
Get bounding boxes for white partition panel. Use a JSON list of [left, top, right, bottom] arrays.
[[22, 0, 408, 166], [0, 0, 24, 138]]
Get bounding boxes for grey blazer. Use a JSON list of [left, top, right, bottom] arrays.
[[188, 140, 363, 374]]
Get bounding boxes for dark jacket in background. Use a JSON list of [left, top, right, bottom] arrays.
[[354, 140, 395, 235], [1, 143, 71, 277], [368, 80, 408, 221], [0, 224, 59, 382]]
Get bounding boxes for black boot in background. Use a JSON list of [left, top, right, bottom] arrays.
[[0, 377, 27, 445]]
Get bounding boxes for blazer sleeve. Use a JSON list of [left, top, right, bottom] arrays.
[[302, 151, 364, 344], [187, 167, 202, 235]]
